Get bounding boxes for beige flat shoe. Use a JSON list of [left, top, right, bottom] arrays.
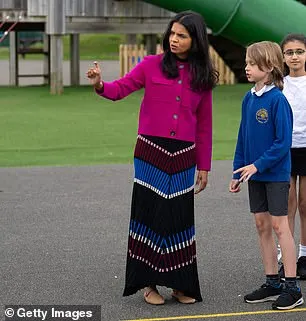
[[172, 290, 196, 304], [144, 288, 165, 305]]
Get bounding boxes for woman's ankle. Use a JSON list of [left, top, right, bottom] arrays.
[[145, 286, 157, 293]]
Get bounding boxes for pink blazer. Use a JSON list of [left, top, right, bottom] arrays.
[[96, 54, 212, 170]]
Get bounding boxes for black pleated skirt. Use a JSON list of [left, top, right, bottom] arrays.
[[123, 134, 202, 302]]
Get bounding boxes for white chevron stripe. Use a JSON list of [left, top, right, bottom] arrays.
[[129, 230, 195, 253], [134, 178, 194, 199], [138, 135, 195, 156], [128, 249, 197, 272]]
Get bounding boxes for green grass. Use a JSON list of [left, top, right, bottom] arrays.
[[0, 34, 125, 60], [0, 84, 250, 167], [213, 84, 250, 160]]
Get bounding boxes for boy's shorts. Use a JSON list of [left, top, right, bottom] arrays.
[[248, 181, 289, 216]]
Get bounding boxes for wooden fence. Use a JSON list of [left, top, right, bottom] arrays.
[[119, 44, 236, 85]]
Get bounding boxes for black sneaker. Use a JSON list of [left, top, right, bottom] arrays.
[[297, 256, 306, 280], [244, 283, 282, 303], [272, 286, 304, 310]]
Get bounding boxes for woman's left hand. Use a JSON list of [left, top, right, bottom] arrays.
[[195, 170, 208, 194]]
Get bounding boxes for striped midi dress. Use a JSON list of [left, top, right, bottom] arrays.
[[123, 134, 202, 301]]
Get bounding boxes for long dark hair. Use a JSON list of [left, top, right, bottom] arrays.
[[280, 33, 306, 75], [161, 11, 218, 91]]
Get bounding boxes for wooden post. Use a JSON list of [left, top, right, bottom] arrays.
[[9, 31, 18, 86], [43, 34, 50, 85], [50, 35, 63, 94], [119, 44, 124, 77], [156, 44, 163, 54], [128, 44, 132, 73], [123, 44, 128, 76], [47, 0, 65, 94], [139, 44, 145, 59], [70, 34, 80, 86]]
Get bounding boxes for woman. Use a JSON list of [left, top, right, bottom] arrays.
[[87, 11, 218, 305]]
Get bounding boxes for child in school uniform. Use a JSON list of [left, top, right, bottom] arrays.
[[277, 34, 306, 280], [229, 41, 304, 310]]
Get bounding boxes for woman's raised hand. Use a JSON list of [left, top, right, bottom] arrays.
[[87, 61, 102, 88]]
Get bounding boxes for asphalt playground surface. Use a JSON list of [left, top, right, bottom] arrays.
[[1, 58, 305, 321], [1, 161, 306, 321]]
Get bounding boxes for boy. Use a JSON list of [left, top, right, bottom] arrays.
[[229, 41, 304, 310]]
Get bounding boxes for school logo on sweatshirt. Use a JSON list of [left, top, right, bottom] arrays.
[[256, 108, 268, 123]]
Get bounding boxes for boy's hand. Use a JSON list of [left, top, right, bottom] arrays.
[[229, 179, 241, 193], [233, 164, 257, 182]]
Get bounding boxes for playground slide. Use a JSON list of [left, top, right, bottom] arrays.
[[143, 0, 306, 46]]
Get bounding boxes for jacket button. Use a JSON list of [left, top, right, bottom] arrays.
[[178, 80, 182, 84], [170, 131, 176, 136], [179, 65, 184, 69], [173, 114, 178, 119], [176, 96, 180, 101]]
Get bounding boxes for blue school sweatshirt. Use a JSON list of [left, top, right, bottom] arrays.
[[233, 86, 293, 182]]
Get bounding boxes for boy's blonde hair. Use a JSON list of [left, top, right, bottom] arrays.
[[246, 41, 284, 90]]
